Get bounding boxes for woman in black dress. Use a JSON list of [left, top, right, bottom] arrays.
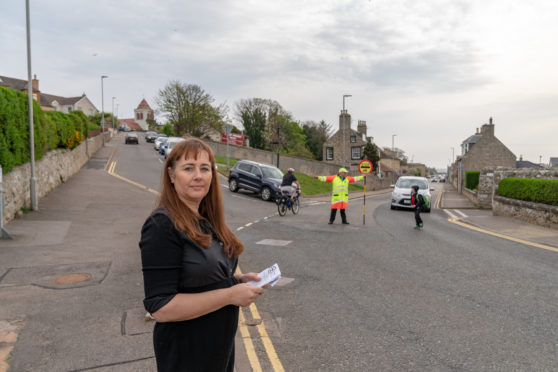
[[140, 137, 265, 371]]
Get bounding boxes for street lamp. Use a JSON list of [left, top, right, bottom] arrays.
[[451, 147, 455, 164], [100, 75, 108, 146], [112, 97, 116, 129], [392, 134, 397, 184], [342, 94, 352, 168], [25, 0, 37, 211]]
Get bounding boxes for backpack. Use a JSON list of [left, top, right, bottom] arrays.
[[419, 194, 430, 208]]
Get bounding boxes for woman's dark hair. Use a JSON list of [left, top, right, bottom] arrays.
[[156, 137, 244, 258]]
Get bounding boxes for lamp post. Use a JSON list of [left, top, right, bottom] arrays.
[[112, 97, 116, 129], [100, 75, 108, 146], [342, 94, 352, 168], [451, 147, 455, 164], [391, 134, 397, 184], [25, 0, 38, 211]]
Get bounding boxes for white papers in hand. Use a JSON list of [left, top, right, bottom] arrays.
[[248, 263, 281, 287]]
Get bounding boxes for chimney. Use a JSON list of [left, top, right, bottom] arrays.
[[476, 128, 479, 134], [32, 74, 39, 91], [339, 110, 351, 132], [357, 120, 367, 136], [481, 117, 495, 137]]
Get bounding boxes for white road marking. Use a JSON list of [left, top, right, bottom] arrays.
[[237, 226, 244, 231], [454, 209, 468, 218], [263, 217, 268, 220], [443, 209, 458, 219], [245, 223, 253, 227], [256, 239, 292, 246]]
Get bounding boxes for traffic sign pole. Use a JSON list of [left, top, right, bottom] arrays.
[[357, 159, 373, 226]]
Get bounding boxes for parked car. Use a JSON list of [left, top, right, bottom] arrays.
[[124, 132, 139, 144], [390, 176, 432, 212], [154, 136, 168, 151], [162, 137, 185, 159], [145, 131, 159, 142], [228, 160, 283, 201]]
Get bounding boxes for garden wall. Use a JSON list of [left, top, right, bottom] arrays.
[[2, 132, 110, 225]]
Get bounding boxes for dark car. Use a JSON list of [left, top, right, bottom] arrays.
[[228, 160, 283, 201], [145, 131, 159, 142], [125, 132, 139, 144]]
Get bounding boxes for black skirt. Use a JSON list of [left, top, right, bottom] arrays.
[[153, 278, 239, 372]]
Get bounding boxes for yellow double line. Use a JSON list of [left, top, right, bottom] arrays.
[[106, 158, 284, 371]]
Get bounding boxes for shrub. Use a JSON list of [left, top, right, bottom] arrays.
[[465, 171, 480, 190], [0, 86, 90, 174], [497, 178, 558, 206]]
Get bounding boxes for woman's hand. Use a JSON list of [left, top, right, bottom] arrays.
[[229, 283, 264, 307]]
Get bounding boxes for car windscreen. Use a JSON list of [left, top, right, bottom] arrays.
[[261, 167, 283, 179], [396, 179, 428, 189], [127, 133, 138, 137]]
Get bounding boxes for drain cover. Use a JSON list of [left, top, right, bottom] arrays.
[[52, 273, 92, 285]]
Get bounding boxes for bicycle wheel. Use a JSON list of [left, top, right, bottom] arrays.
[[278, 201, 287, 216], [291, 198, 299, 214]]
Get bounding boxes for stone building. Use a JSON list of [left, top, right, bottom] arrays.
[[323, 110, 371, 170], [452, 117, 516, 190]]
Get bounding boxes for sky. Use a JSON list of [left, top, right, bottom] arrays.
[[2, 0, 557, 169]]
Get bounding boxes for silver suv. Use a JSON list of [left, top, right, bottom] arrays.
[[390, 176, 432, 212]]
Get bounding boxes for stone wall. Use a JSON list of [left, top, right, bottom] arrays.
[[493, 195, 558, 230], [477, 167, 558, 210], [206, 140, 391, 190], [462, 187, 478, 206], [1, 132, 110, 225]]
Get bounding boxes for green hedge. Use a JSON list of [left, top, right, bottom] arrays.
[[497, 178, 558, 206], [0, 86, 88, 174], [465, 171, 480, 190]]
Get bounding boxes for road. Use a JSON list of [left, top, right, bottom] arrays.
[[116, 136, 558, 371]]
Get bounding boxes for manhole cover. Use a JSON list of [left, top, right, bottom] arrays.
[[52, 273, 92, 285]]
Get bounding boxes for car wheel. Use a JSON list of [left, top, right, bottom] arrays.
[[229, 179, 239, 192], [390, 204, 395, 210], [261, 186, 272, 201]]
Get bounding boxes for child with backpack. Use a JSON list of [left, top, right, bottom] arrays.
[[411, 185, 427, 229]]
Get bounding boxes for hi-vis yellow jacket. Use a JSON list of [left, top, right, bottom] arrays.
[[317, 175, 364, 209]]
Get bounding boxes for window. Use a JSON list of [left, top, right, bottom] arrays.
[[326, 147, 334, 160], [350, 136, 356, 143], [351, 146, 361, 160], [68, 107, 72, 113]]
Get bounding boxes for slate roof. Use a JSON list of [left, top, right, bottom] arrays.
[[461, 133, 482, 146], [40, 93, 84, 107], [516, 160, 543, 169], [550, 157, 558, 167], [0, 75, 38, 91]]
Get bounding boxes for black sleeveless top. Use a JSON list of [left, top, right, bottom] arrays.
[[140, 210, 238, 372]]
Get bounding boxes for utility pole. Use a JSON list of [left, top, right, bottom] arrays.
[[100, 75, 108, 146], [112, 97, 116, 129], [391, 134, 397, 184], [342, 94, 352, 168], [26, 0, 38, 211]]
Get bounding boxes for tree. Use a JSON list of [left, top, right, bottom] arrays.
[[362, 142, 380, 173], [302, 120, 331, 160], [156, 81, 225, 137], [161, 123, 175, 136]]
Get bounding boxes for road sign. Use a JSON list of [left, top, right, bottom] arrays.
[[358, 159, 373, 174], [223, 124, 233, 135]]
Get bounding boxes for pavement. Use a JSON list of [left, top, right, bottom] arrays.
[[2, 147, 558, 370]]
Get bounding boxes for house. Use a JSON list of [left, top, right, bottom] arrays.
[[0, 74, 98, 114], [119, 99, 154, 131], [517, 155, 544, 169], [452, 117, 516, 189], [41, 93, 98, 115], [378, 147, 401, 177], [322, 110, 372, 169]]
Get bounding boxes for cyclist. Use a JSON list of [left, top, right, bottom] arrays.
[[280, 168, 300, 203]]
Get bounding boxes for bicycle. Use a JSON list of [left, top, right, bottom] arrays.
[[277, 189, 300, 216]]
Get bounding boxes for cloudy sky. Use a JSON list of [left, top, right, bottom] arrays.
[[2, 0, 557, 168]]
